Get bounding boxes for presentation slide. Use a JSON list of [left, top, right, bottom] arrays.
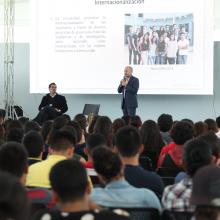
[[30, 0, 213, 94]]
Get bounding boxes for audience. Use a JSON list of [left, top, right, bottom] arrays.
[[91, 146, 161, 210], [215, 115, 220, 138], [115, 126, 164, 195], [194, 121, 208, 137]]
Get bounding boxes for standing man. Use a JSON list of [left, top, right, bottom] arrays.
[[34, 83, 68, 125], [118, 66, 139, 116]]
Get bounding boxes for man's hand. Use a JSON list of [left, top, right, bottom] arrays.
[[55, 108, 61, 112]]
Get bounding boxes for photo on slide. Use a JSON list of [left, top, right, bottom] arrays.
[[124, 13, 194, 65]]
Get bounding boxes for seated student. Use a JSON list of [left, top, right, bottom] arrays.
[[157, 121, 194, 170], [23, 131, 44, 165], [162, 139, 213, 212], [157, 113, 173, 145], [191, 165, 220, 220], [115, 126, 164, 195], [0, 171, 29, 220], [91, 146, 161, 211], [0, 142, 55, 210], [24, 121, 41, 134], [26, 129, 76, 188], [33, 159, 131, 220]]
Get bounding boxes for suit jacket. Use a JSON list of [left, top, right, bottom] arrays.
[[118, 76, 139, 108], [38, 93, 68, 114]]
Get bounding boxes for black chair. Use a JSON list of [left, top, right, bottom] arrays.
[[82, 104, 100, 116], [109, 207, 161, 220], [162, 210, 193, 220]]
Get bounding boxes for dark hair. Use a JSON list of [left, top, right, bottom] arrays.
[[50, 130, 76, 151], [157, 114, 173, 132], [88, 115, 99, 134], [86, 133, 106, 154], [6, 128, 24, 143], [183, 139, 212, 176], [49, 82, 56, 88], [181, 118, 194, 126], [49, 160, 88, 203], [24, 121, 41, 134], [0, 171, 29, 220], [92, 146, 122, 182], [67, 121, 82, 143], [198, 131, 220, 158], [115, 126, 141, 157], [112, 118, 126, 134], [53, 116, 69, 130], [194, 121, 208, 137], [74, 114, 87, 131], [140, 120, 164, 154], [194, 206, 220, 220], [130, 115, 142, 129], [62, 114, 71, 122], [0, 142, 28, 178], [121, 115, 131, 125], [204, 119, 218, 133], [216, 116, 220, 128], [0, 109, 6, 118], [6, 120, 23, 134], [170, 121, 194, 145], [18, 117, 29, 127], [93, 116, 113, 148], [22, 131, 44, 158]]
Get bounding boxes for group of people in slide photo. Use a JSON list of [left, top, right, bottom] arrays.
[[126, 24, 191, 65]]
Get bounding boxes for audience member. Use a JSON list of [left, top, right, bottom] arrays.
[[130, 115, 142, 129], [91, 146, 161, 210], [191, 165, 220, 220], [140, 120, 165, 170], [162, 139, 213, 212], [194, 121, 208, 137], [204, 118, 218, 133], [112, 118, 126, 134], [24, 121, 41, 134], [157, 113, 173, 144], [115, 126, 164, 195], [26, 129, 76, 188], [23, 131, 44, 165], [215, 115, 220, 138]]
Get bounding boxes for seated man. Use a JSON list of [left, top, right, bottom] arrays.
[[91, 146, 161, 210], [33, 159, 131, 220], [34, 83, 68, 125]]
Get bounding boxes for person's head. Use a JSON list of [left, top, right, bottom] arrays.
[[180, 32, 186, 40], [112, 118, 126, 134], [204, 119, 218, 133], [130, 115, 142, 129], [191, 165, 220, 207], [194, 121, 208, 137], [49, 160, 89, 205], [85, 133, 106, 156], [93, 116, 113, 147], [53, 116, 69, 130], [6, 128, 24, 143], [18, 117, 29, 127], [144, 33, 150, 41], [50, 130, 76, 158], [159, 35, 164, 42], [67, 120, 82, 144], [24, 121, 41, 134], [157, 113, 173, 132], [183, 139, 213, 177], [128, 25, 133, 33], [124, 66, 133, 79], [169, 33, 175, 41], [170, 121, 194, 145], [49, 82, 57, 95], [115, 126, 141, 157], [6, 120, 23, 133], [163, 32, 168, 38], [22, 131, 44, 159], [0, 171, 29, 220], [140, 120, 164, 153], [74, 114, 88, 132], [198, 131, 220, 164], [92, 146, 123, 184], [0, 142, 28, 185], [121, 115, 131, 125], [0, 109, 6, 125]]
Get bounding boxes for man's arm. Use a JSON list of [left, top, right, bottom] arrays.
[[38, 96, 47, 111], [59, 96, 68, 113], [125, 78, 139, 95]]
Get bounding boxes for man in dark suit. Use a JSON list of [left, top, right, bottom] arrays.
[[118, 66, 139, 116], [34, 83, 68, 125]]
